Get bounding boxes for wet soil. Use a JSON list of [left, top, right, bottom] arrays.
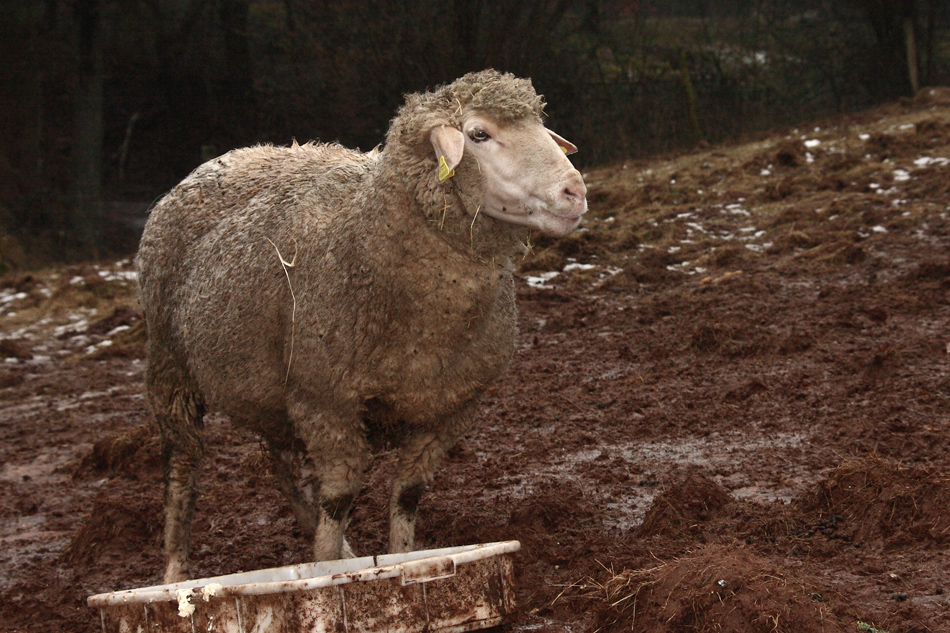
[[2, 88, 949, 633]]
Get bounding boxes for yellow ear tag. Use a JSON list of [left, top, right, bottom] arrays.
[[560, 145, 569, 154], [438, 155, 455, 181]]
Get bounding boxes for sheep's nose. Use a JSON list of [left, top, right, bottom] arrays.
[[562, 175, 588, 213]]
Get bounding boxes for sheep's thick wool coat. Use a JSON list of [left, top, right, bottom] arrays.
[[138, 71, 538, 457]]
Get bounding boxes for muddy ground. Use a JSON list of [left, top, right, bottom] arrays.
[[1, 88, 949, 633]]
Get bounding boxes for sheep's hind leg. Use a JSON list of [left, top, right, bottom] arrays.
[[389, 408, 474, 553], [148, 374, 206, 584]]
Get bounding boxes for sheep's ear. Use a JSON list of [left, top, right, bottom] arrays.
[[547, 128, 578, 155], [430, 125, 466, 181]]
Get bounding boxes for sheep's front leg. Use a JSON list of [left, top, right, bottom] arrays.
[[293, 405, 369, 561], [266, 445, 319, 539], [390, 408, 474, 553]]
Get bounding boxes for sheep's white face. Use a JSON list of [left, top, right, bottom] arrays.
[[430, 115, 587, 237]]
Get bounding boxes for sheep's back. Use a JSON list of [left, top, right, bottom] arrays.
[[137, 143, 377, 411]]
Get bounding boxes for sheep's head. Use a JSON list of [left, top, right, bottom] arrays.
[[391, 70, 588, 238], [431, 114, 587, 237]]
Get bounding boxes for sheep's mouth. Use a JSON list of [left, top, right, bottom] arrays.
[[538, 208, 585, 236], [481, 200, 585, 236]]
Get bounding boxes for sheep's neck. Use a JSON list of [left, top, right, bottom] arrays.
[[374, 158, 529, 265]]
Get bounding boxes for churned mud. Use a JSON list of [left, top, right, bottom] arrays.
[[2, 88, 949, 632]]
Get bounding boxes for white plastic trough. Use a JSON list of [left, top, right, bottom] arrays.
[[88, 540, 521, 633]]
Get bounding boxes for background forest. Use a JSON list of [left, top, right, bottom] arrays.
[[1, 0, 948, 266]]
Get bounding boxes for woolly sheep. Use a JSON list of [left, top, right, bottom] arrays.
[[137, 69, 587, 583]]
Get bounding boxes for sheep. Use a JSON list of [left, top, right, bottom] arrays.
[[136, 69, 587, 583]]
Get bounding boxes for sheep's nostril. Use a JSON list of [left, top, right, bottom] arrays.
[[563, 186, 581, 201]]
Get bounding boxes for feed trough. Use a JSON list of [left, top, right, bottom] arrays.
[[88, 541, 520, 633]]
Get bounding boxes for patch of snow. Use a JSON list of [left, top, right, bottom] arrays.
[[804, 139, 821, 148], [563, 263, 597, 272], [53, 318, 89, 338], [100, 270, 138, 283], [805, 152, 815, 163], [859, 133, 870, 141], [85, 340, 113, 355], [106, 325, 131, 337], [913, 156, 950, 168], [0, 292, 27, 305], [893, 169, 910, 182], [872, 225, 888, 233], [723, 204, 750, 216], [525, 272, 560, 289]]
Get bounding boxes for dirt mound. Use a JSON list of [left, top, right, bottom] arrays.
[[0, 338, 33, 360], [797, 458, 950, 548], [585, 544, 849, 633], [86, 305, 142, 335], [85, 319, 147, 359], [507, 480, 602, 572], [638, 469, 734, 538], [61, 494, 162, 567], [75, 423, 161, 478]]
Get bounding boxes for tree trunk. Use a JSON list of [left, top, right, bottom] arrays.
[[860, 0, 919, 98], [903, 15, 919, 93], [71, 0, 104, 254]]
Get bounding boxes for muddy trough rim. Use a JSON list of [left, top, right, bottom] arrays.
[[87, 540, 522, 607]]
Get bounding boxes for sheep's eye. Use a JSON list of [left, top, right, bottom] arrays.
[[469, 129, 490, 142]]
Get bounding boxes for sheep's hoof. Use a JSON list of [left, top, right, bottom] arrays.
[[163, 560, 189, 585]]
